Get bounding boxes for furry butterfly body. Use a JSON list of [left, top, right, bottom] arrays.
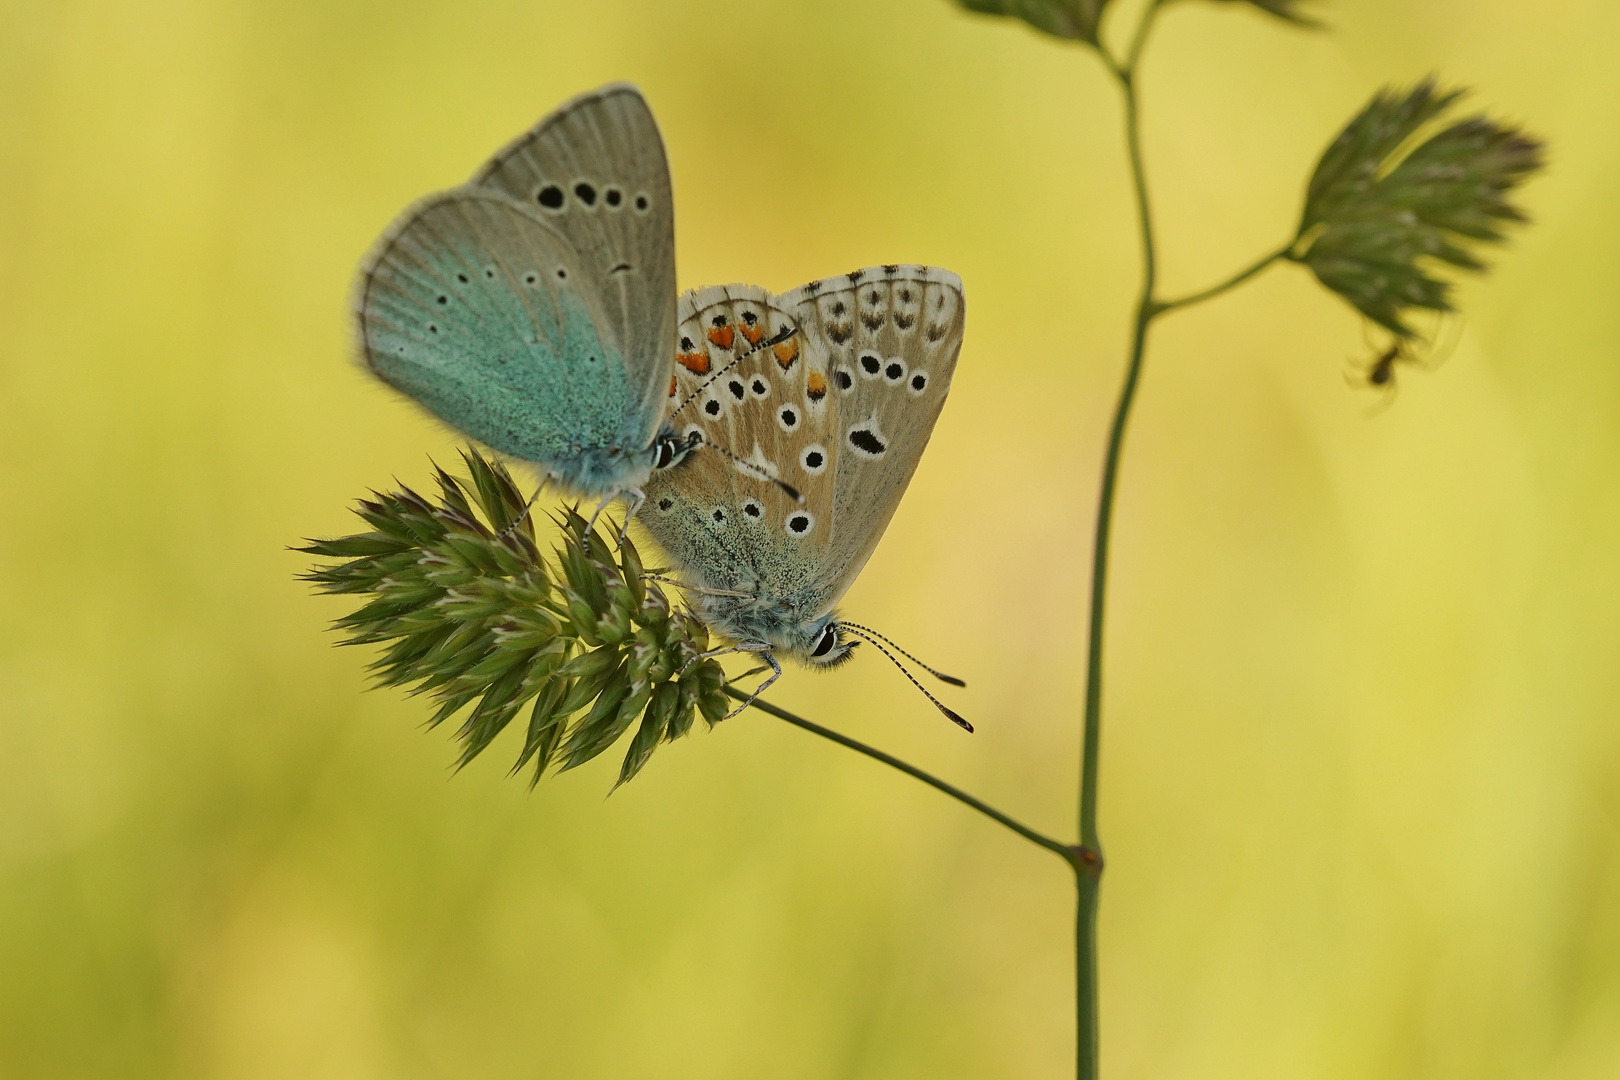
[[637, 265, 965, 700], [354, 84, 691, 500]]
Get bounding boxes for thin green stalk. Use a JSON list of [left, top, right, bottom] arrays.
[[1083, 13, 1298, 1077], [728, 687, 1075, 864], [1076, 9, 1163, 1076]]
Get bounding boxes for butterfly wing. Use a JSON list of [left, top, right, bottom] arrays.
[[789, 266, 965, 607], [471, 83, 677, 453], [354, 84, 676, 494], [639, 266, 963, 638], [357, 190, 644, 477]]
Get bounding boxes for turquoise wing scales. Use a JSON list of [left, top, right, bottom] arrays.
[[472, 84, 676, 451], [353, 84, 677, 497], [359, 191, 634, 472]]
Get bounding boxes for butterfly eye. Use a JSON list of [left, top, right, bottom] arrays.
[[653, 441, 676, 469], [811, 626, 839, 658]]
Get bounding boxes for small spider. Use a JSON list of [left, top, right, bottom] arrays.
[[1346, 320, 1459, 413]]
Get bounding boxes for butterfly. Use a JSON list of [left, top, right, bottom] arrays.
[[353, 84, 694, 515], [636, 265, 971, 728]]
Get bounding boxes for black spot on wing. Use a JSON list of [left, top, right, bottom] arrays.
[[849, 428, 886, 455]]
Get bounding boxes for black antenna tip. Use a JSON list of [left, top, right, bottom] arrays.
[[942, 707, 974, 733], [777, 481, 804, 504], [936, 673, 966, 688]]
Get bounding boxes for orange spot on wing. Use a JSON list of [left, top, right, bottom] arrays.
[[773, 339, 800, 370], [806, 371, 827, 401], [676, 351, 710, 375], [669, 375, 678, 397], [739, 321, 765, 346], [706, 325, 735, 350]]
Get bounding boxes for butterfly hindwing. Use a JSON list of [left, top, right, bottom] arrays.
[[358, 190, 646, 469]]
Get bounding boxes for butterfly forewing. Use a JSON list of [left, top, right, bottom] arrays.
[[472, 83, 677, 449], [789, 267, 964, 606]]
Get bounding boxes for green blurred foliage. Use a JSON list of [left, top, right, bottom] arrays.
[[0, 1, 1616, 1078]]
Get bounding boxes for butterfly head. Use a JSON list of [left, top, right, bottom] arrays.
[[799, 617, 858, 669], [649, 426, 702, 472]]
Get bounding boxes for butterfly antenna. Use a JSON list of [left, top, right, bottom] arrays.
[[837, 625, 973, 733], [835, 621, 965, 687], [670, 324, 798, 419], [694, 435, 805, 505]]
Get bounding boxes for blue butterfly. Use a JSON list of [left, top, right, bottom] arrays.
[[354, 84, 693, 511], [638, 267, 972, 727]]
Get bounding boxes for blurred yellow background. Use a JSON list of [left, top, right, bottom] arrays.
[[2, 0, 1617, 1076]]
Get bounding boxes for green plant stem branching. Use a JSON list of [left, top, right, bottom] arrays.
[[311, 7, 1543, 1078], [1074, 7, 1302, 1077]]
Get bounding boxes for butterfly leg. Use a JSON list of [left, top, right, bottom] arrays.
[[494, 482, 544, 543], [583, 492, 622, 548], [616, 488, 646, 544], [641, 572, 755, 600], [720, 648, 781, 719], [679, 641, 764, 676]]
